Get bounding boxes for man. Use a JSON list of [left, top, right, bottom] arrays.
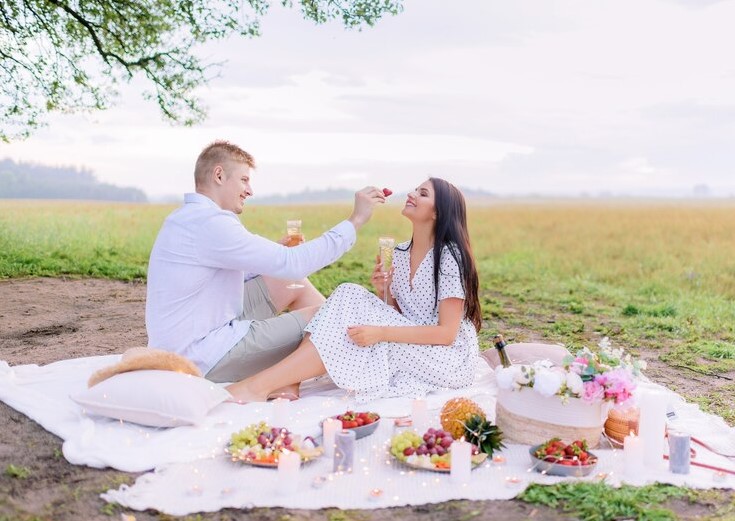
[[145, 140, 385, 397]]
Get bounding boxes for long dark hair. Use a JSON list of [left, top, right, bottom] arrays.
[[401, 178, 482, 332]]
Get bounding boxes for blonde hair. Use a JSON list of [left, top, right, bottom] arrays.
[[194, 140, 255, 188]]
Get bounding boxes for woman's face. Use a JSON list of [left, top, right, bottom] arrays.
[[401, 180, 436, 224]]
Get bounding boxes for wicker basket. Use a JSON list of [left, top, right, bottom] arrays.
[[494, 388, 608, 448], [604, 407, 640, 445]]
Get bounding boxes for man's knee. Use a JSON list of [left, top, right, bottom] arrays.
[[294, 304, 320, 324]]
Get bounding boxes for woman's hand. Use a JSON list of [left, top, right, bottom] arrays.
[[347, 325, 384, 347], [370, 254, 394, 298]]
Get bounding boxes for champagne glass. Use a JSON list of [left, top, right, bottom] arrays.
[[378, 236, 395, 304], [286, 219, 305, 289]]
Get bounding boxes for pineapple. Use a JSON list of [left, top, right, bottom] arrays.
[[464, 414, 505, 456], [440, 397, 486, 440]]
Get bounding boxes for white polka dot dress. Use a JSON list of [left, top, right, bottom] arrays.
[[304, 241, 479, 402]]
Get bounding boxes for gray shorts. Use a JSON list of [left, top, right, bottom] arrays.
[[205, 276, 306, 383]]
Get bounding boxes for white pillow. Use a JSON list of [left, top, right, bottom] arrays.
[[71, 370, 231, 427]]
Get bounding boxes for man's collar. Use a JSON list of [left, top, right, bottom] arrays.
[[184, 192, 219, 208]]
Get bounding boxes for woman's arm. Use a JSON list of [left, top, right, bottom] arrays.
[[347, 298, 464, 347]]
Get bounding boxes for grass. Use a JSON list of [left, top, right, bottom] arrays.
[[519, 482, 687, 521], [1, 199, 735, 518], [1, 199, 735, 423]]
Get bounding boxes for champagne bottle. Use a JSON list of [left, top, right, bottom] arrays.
[[493, 334, 512, 368]]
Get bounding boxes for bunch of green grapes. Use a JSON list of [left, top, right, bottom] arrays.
[[390, 431, 422, 461], [228, 422, 269, 452]]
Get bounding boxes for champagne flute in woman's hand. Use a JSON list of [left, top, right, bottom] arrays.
[[378, 236, 395, 304], [285, 219, 305, 289]]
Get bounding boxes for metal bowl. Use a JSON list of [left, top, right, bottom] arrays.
[[528, 444, 598, 477], [322, 416, 381, 440], [342, 418, 381, 439]]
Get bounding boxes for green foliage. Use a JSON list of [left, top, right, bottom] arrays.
[[463, 414, 504, 457], [0, 0, 403, 142], [4, 464, 31, 479], [519, 482, 686, 521]]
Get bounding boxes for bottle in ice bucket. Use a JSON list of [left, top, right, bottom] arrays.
[[493, 334, 512, 368]]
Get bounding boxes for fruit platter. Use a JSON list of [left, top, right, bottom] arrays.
[[331, 410, 381, 439], [529, 438, 598, 477], [226, 422, 323, 467], [390, 428, 487, 472]]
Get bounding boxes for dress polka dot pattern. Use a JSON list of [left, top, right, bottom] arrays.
[[304, 241, 479, 402]]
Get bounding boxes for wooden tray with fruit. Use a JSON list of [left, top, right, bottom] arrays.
[[390, 428, 487, 473], [529, 438, 598, 477], [226, 422, 323, 467]]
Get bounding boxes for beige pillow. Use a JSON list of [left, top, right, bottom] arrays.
[[72, 370, 231, 427], [481, 342, 571, 368]]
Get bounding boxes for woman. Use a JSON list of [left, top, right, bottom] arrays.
[[226, 177, 482, 403]]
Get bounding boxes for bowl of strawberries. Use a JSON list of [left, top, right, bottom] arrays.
[[530, 437, 598, 477], [332, 410, 381, 439]]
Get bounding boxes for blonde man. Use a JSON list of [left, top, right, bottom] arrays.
[[146, 140, 385, 398]]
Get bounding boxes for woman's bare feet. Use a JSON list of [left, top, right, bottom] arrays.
[[267, 383, 300, 401], [225, 380, 269, 404]]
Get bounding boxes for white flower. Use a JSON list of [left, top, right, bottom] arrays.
[[565, 371, 584, 395], [514, 367, 532, 387], [533, 368, 564, 397], [495, 366, 519, 390]]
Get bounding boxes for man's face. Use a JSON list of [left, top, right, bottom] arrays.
[[217, 162, 253, 214]]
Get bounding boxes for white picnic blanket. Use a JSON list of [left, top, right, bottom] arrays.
[[0, 355, 733, 515]]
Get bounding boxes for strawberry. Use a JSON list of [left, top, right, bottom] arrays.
[[382, 188, 393, 197]]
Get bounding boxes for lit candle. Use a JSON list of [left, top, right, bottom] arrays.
[[411, 398, 429, 434], [624, 433, 645, 478], [277, 450, 301, 494], [638, 390, 668, 470], [322, 418, 341, 459], [492, 455, 506, 466], [450, 438, 472, 484], [333, 429, 356, 473], [272, 397, 289, 428], [712, 471, 727, 483], [504, 476, 523, 488]]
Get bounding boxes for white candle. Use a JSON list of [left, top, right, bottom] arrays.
[[322, 418, 341, 458], [277, 450, 301, 494], [638, 390, 667, 470], [450, 438, 472, 484], [624, 433, 645, 478], [272, 397, 289, 428], [411, 398, 429, 433]]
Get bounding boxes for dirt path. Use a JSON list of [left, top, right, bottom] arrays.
[[0, 278, 731, 520]]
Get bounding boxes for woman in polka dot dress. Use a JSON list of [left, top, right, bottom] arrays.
[[227, 177, 482, 403]]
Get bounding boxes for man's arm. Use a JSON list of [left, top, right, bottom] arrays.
[[197, 186, 385, 279]]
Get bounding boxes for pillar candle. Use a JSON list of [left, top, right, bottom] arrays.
[[272, 397, 289, 428], [322, 418, 341, 459], [638, 390, 668, 469], [277, 450, 301, 494], [624, 433, 645, 478], [412, 398, 429, 434], [668, 431, 691, 474], [450, 438, 472, 484], [333, 429, 356, 473]]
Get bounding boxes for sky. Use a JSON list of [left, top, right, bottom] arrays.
[[2, 0, 735, 199]]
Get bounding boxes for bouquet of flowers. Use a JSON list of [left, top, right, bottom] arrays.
[[494, 338, 647, 405]]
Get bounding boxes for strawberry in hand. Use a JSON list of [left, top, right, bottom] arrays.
[[382, 188, 393, 197]]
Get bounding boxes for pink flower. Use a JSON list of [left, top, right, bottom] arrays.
[[582, 380, 604, 402], [595, 368, 636, 404]]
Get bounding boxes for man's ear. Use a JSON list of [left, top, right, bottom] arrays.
[[213, 165, 224, 185]]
